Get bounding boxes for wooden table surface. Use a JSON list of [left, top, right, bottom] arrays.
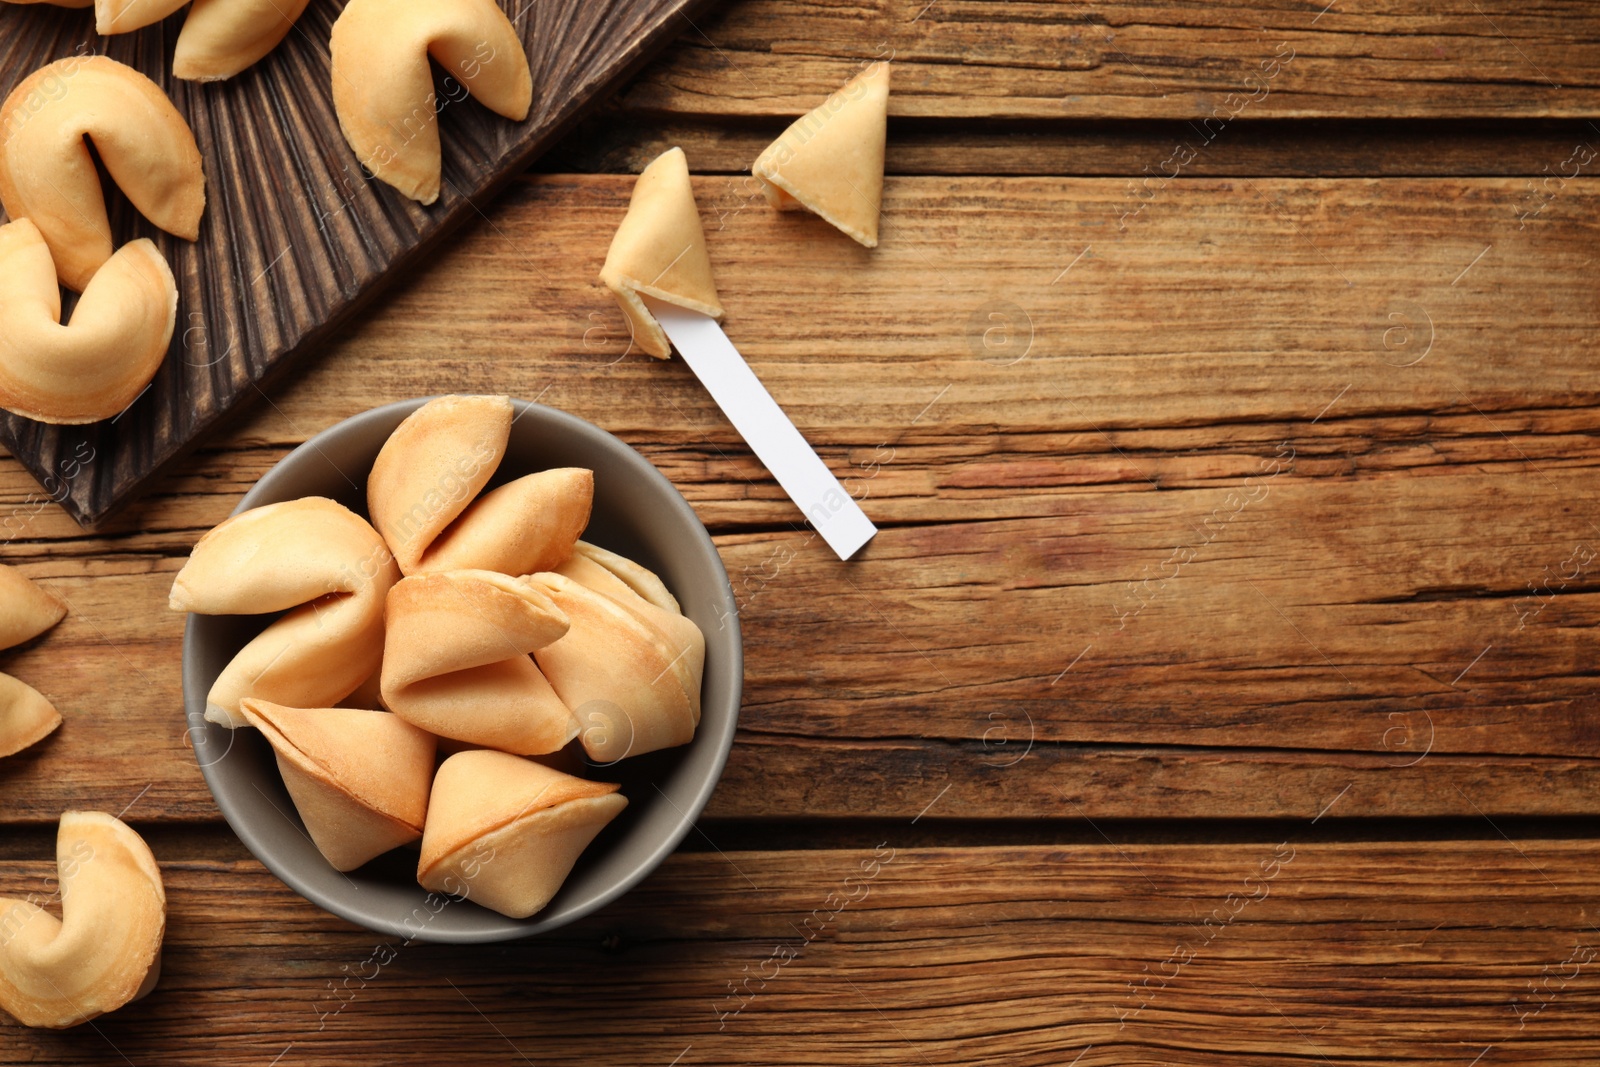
[[5, 2, 1600, 1063]]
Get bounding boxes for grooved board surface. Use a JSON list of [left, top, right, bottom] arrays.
[[0, 0, 708, 526]]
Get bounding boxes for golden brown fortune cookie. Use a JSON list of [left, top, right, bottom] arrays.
[[556, 540, 681, 613], [0, 562, 66, 758], [169, 497, 400, 728], [174, 0, 314, 80], [0, 673, 61, 760], [753, 62, 890, 248], [418, 749, 627, 919], [338, 668, 386, 712], [548, 545, 704, 748], [240, 700, 436, 871], [381, 570, 577, 755], [0, 56, 204, 291], [0, 219, 176, 425], [0, 811, 165, 1029], [93, 0, 184, 31], [329, 0, 531, 204], [599, 146, 724, 359], [0, 560, 66, 652], [531, 570, 704, 763], [367, 394, 592, 577], [94, 0, 314, 81]]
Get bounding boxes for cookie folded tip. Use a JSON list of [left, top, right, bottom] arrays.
[[0, 673, 61, 760], [752, 62, 890, 248], [599, 147, 723, 360]]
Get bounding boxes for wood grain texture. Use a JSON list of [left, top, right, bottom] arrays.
[[3, 836, 1598, 1064], [0, 0, 713, 526], [0, 174, 1596, 822], [623, 0, 1600, 120], [0, 6, 1594, 1061]]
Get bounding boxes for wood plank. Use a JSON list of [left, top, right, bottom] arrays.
[[0, 0, 712, 526], [5, 170, 1583, 488], [709, 740, 1600, 820], [622, 0, 1600, 120], [2, 837, 1598, 1063], [2, 174, 1596, 822], [8, 455, 1600, 821]]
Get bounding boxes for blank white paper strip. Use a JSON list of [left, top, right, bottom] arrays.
[[645, 298, 878, 561]]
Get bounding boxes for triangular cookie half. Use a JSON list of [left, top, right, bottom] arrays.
[[0, 563, 66, 651], [0, 673, 60, 759], [599, 147, 724, 358], [240, 700, 436, 872], [753, 62, 890, 247], [418, 749, 627, 919]]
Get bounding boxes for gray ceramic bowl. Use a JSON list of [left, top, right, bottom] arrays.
[[181, 398, 741, 943]]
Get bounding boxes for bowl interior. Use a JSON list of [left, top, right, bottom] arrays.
[[183, 398, 741, 943]]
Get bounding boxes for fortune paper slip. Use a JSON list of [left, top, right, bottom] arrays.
[[599, 146, 876, 560], [647, 298, 877, 561]]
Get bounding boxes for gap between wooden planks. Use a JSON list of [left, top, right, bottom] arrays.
[[544, 115, 1600, 178], [1, 837, 1597, 1065], [0, 173, 1595, 822]]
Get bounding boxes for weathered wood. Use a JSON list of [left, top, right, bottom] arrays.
[[3, 170, 1585, 506], [1, 174, 1597, 822], [7, 455, 1600, 821], [3, 837, 1598, 1063], [710, 740, 1600, 820], [5, 0, 1599, 523], [0, 9, 1591, 1065], [10, 407, 1600, 543], [622, 0, 1600, 120], [0, 0, 713, 525], [147, 172, 1600, 440]]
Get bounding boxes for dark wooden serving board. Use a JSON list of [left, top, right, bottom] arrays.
[[0, 0, 710, 527]]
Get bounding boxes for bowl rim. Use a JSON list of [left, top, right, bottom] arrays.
[[183, 396, 742, 943]]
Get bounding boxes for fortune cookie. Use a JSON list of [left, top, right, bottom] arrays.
[[0, 219, 176, 424], [367, 395, 592, 577], [553, 545, 704, 738], [0, 812, 165, 1029], [329, 0, 532, 204], [0, 674, 60, 760], [94, 0, 314, 81], [418, 750, 626, 919], [338, 669, 386, 712], [0, 561, 66, 652], [0, 563, 66, 758], [599, 146, 724, 359], [556, 540, 681, 613], [753, 62, 889, 247], [381, 570, 577, 754], [0, 56, 204, 291], [169, 497, 400, 728], [93, 0, 184, 31], [531, 570, 704, 763], [240, 700, 435, 871]]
